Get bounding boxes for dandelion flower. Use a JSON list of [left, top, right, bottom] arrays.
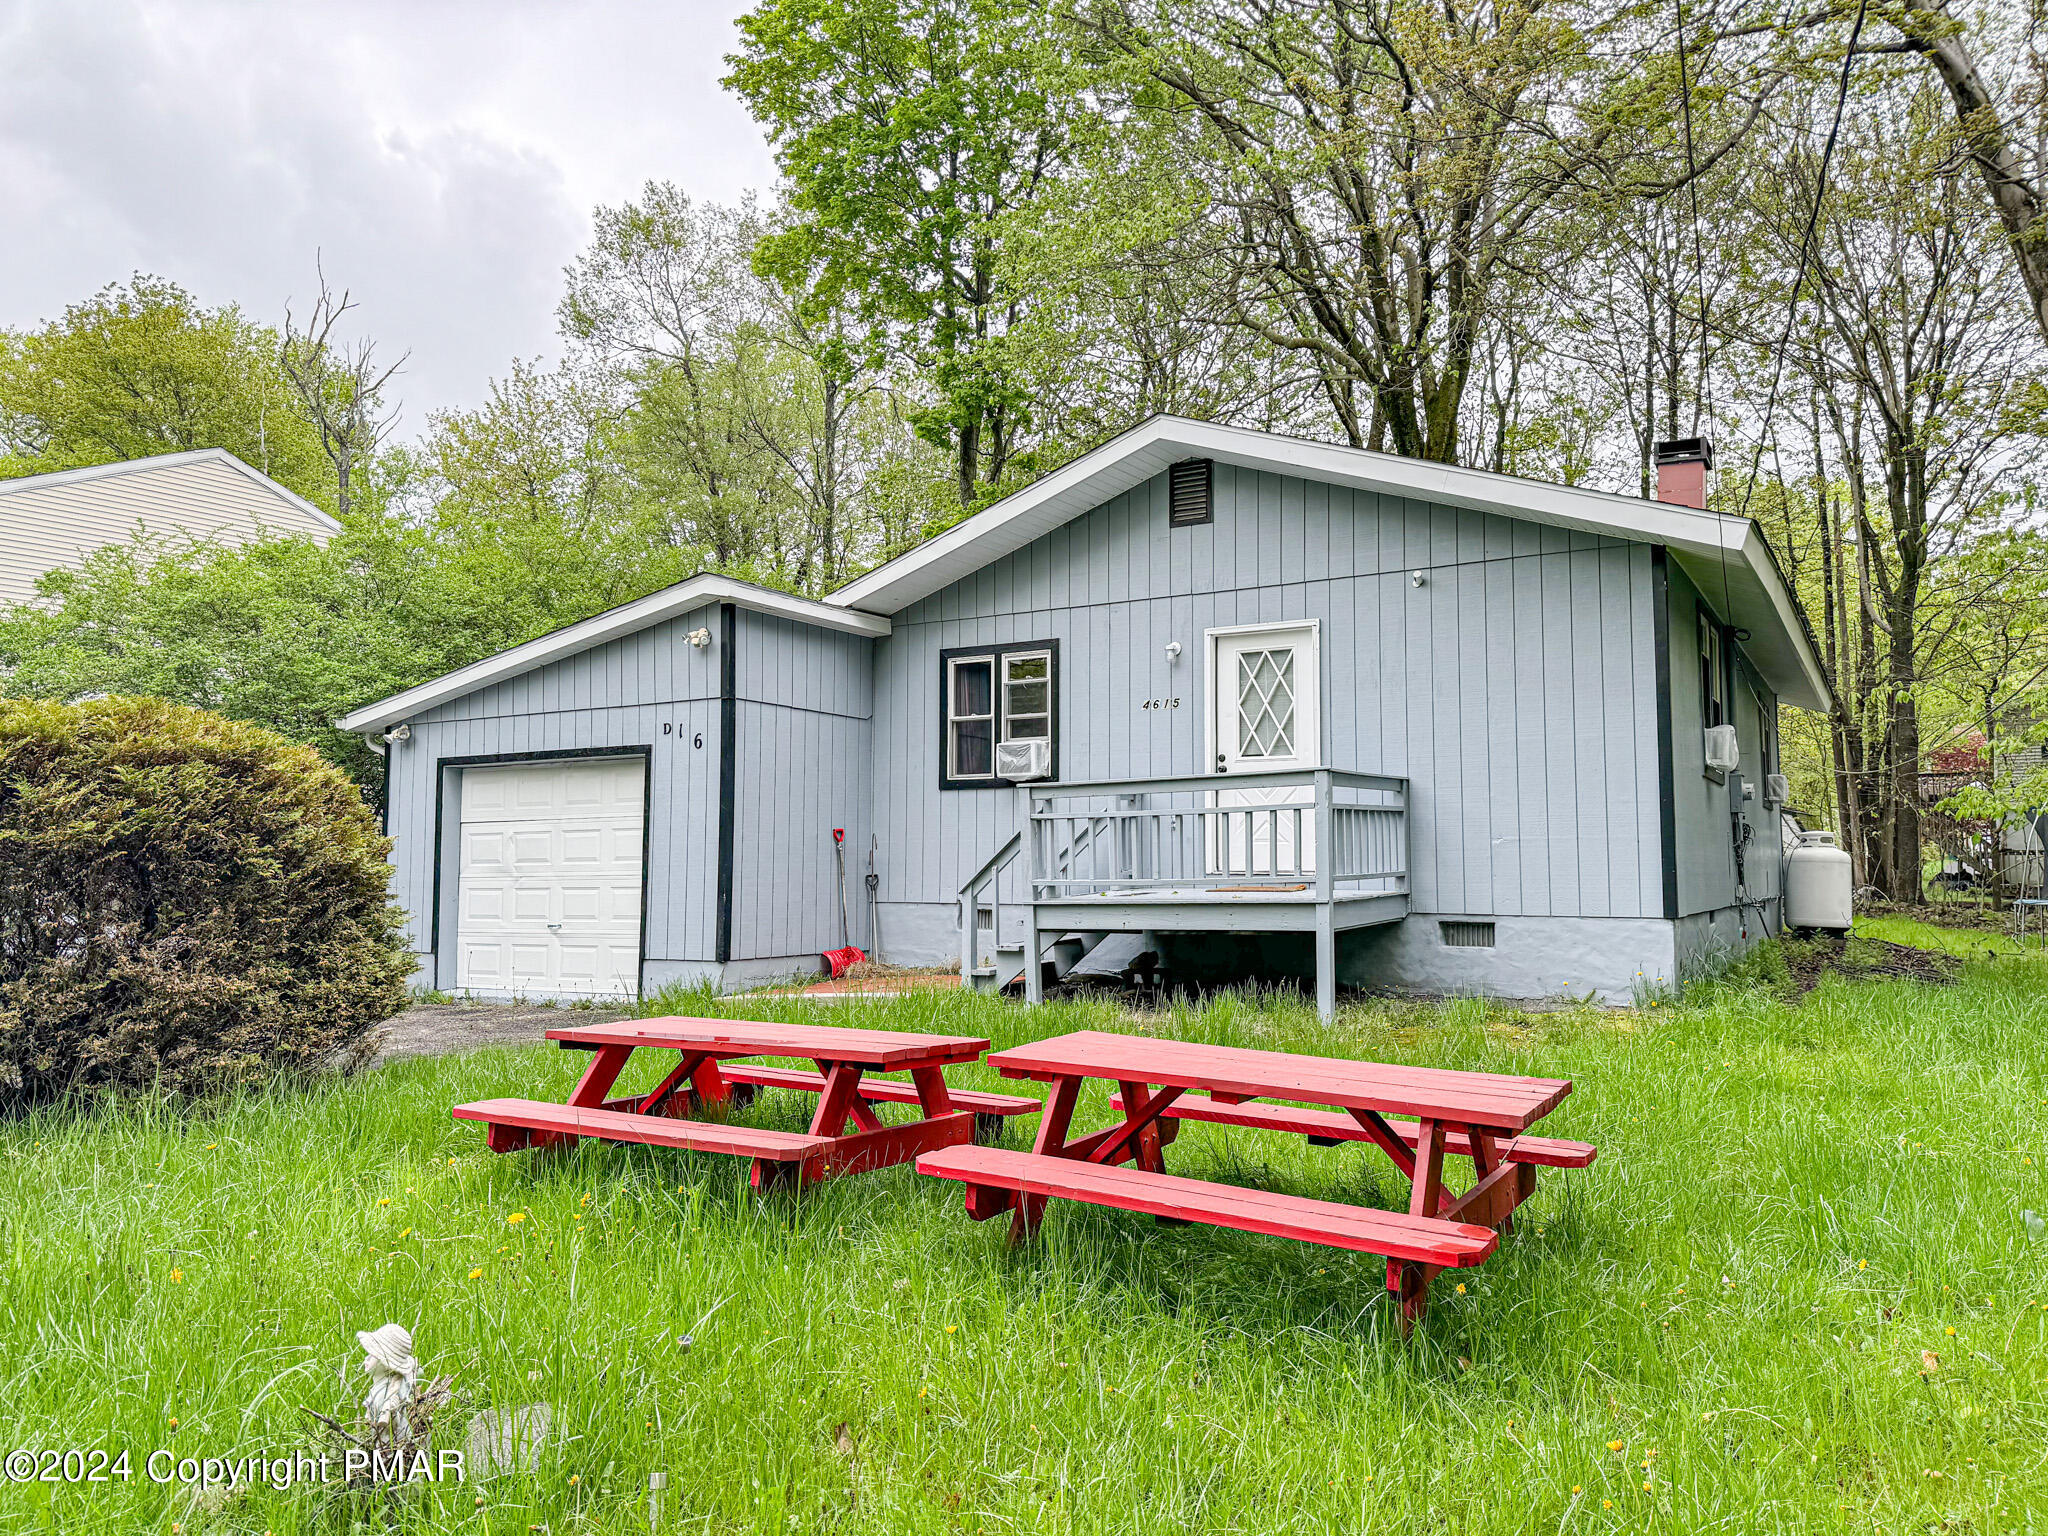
[[468, 1267, 484, 1280], [1643, 1481, 1652, 1491], [1945, 1326, 1957, 1337], [399, 1227, 412, 1239], [204, 1144, 218, 1151], [568, 1474, 580, 1486], [1607, 1440, 1624, 1453], [946, 1325, 958, 1334], [169, 1269, 184, 1283], [507, 1212, 527, 1225], [377, 1198, 392, 1207], [1571, 1485, 1582, 1494], [1455, 1283, 1466, 1294], [1602, 1500, 1613, 1509]]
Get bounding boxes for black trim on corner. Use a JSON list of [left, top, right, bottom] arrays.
[[428, 745, 656, 992], [1650, 547, 1680, 921], [938, 637, 1061, 790], [715, 602, 738, 964]]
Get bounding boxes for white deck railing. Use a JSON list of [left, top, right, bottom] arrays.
[[1021, 768, 1408, 903]]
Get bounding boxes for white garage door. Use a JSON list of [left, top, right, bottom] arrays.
[[456, 757, 645, 1000]]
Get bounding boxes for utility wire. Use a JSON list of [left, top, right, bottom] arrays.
[[1674, 0, 1713, 432], [1674, 0, 1743, 630], [1737, 0, 1871, 523]]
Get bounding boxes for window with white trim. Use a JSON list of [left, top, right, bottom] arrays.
[[1698, 611, 1726, 730], [941, 641, 1058, 788]]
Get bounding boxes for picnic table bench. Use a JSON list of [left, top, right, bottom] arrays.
[[917, 1029, 1593, 1328], [454, 1017, 1038, 1189]]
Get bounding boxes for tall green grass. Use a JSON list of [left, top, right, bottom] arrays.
[[2, 958, 2045, 1533]]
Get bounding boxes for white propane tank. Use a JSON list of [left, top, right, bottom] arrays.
[[1784, 830, 1854, 933]]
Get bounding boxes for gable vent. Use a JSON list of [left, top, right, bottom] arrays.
[[1168, 458, 1214, 526], [1439, 920, 1497, 948]]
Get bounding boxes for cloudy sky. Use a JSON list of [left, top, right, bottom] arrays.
[[0, 0, 778, 428]]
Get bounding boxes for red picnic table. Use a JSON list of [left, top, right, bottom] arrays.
[[916, 1029, 1594, 1328], [454, 1017, 1040, 1189]]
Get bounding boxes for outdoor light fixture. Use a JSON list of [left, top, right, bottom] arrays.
[[1165, 640, 1182, 662], [686, 627, 712, 648], [1411, 570, 1426, 587], [386, 723, 412, 743]]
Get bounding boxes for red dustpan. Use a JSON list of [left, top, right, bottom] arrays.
[[822, 829, 867, 978]]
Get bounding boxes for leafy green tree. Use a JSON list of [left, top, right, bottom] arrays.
[[0, 275, 332, 505], [0, 366, 701, 796], [561, 181, 947, 587], [1051, 0, 1766, 464], [0, 517, 491, 792], [727, 0, 1071, 507]]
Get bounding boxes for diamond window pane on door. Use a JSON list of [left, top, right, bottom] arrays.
[[1236, 650, 1295, 757]]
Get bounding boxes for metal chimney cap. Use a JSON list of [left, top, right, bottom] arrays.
[[1653, 435, 1715, 469]]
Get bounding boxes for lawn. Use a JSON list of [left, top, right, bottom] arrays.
[[3, 953, 2046, 1534], [1854, 911, 2037, 958]]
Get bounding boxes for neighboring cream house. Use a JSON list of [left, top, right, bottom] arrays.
[[0, 449, 338, 606]]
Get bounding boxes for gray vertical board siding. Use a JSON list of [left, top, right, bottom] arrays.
[[871, 466, 1666, 927], [1730, 655, 1782, 906], [381, 604, 729, 978], [728, 609, 877, 961], [1663, 563, 1779, 918]]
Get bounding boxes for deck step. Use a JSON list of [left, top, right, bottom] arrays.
[[1110, 1092, 1596, 1168], [916, 1145, 1498, 1267], [717, 1065, 1040, 1116], [454, 1098, 832, 1159]]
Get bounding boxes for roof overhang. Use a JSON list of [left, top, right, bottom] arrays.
[[336, 573, 891, 736], [827, 416, 1829, 710], [0, 447, 343, 534]]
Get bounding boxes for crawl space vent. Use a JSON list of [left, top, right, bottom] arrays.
[[1168, 458, 1214, 526], [1440, 920, 1497, 948]]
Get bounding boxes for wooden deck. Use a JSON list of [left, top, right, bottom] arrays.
[[960, 768, 1410, 1020]]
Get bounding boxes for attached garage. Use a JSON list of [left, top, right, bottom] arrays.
[[347, 574, 886, 1004], [455, 757, 647, 1000]]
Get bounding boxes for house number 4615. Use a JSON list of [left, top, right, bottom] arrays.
[[1140, 697, 1181, 710]]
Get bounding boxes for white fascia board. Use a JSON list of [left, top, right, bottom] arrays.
[[0, 448, 226, 497], [827, 414, 1831, 710], [210, 451, 342, 532], [335, 574, 890, 736], [1673, 529, 1831, 712], [0, 448, 343, 533]]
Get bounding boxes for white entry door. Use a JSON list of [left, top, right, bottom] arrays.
[[1209, 622, 1320, 877], [456, 757, 645, 999]]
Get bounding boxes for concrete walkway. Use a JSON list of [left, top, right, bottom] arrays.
[[372, 1000, 628, 1065]]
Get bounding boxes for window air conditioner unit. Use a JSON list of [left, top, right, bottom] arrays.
[[1704, 724, 1739, 773], [1765, 772, 1789, 806], [996, 739, 1052, 781]]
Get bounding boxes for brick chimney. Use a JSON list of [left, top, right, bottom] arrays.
[[1653, 436, 1714, 509]]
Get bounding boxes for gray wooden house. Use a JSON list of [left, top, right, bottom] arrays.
[[340, 418, 1826, 1016]]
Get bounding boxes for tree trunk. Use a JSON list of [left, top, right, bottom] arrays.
[[1890, 1, 2048, 347], [956, 415, 979, 509]]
